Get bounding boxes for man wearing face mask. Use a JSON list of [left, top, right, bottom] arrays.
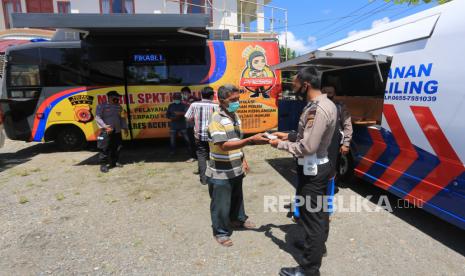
[[166, 93, 192, 156], [270, 67, 337, 276], [95, 91, 129, 173], [206, 84, 269, 247]]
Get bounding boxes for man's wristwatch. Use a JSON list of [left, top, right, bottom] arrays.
[[248, 138, 255, 145]]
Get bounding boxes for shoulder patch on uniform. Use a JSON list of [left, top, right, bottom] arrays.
[[306, 109, 317, 128]]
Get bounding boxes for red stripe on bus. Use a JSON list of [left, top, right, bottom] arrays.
[[30, 87, 87, 141], [374, 104, 418, 190], [354, 127, 387, 177], [404, 106, 465, 205]]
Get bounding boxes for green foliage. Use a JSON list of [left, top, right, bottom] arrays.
[[279, 46, 297, 62], [279, 46, 298, 88], [384, 0, 451, 4]]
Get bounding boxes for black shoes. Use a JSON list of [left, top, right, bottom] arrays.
[[100, 165, 109, 173], [279, 266, 306, 276], [109, 162, 123, 169], [101, 162, 122, 173]]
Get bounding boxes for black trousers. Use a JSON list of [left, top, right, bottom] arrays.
[[298, 162, 331, 276], [195, 139, 210, 184], [99, 132, 122, 166], [187, 127, 197, 159], [207, 175, 247, 237]]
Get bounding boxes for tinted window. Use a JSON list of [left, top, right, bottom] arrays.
[[127, 46, 209, 85], [41, 48, 89, 86], [88, 61, 124, 85], [8, 65, 40, 87], [8, 48, 40, 65]]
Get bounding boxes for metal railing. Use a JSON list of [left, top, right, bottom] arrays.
[[165, 0, 288, 58]]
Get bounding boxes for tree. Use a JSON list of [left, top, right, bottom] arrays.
[[384, 0, 451, 4], [278, 46, 298, 88], [279, 46, 297, 62]]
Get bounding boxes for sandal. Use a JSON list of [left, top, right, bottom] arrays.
[[215, 236, 233, 247], [231, 220, 256, 230]]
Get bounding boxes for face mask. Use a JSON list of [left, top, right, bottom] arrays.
[[227, 101, 240, 113], [111, 97, 119, 104], [294, 83, 307, 100], [173, 100, 181, 104]]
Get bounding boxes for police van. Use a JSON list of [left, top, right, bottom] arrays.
[[274, 0, 465, 230]]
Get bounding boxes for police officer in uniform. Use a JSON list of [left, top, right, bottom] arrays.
[[322, 86, 353, 184], [95, 91, 129, 173], [270, 67, 337, 276]]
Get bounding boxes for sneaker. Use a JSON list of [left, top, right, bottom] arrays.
[[185, 158, 196, 163]]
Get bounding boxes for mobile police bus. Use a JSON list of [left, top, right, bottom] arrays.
[[1, 14, 281, 150], [274, 0, 465, 230]]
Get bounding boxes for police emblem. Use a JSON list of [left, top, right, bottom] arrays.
[[68, 95, 94, 123]]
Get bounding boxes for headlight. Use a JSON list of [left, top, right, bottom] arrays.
[[10, 90, 24, 98], [24, 90, 38, 98]]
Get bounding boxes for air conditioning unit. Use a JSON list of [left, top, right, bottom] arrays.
[[209, 29, 229, 40]]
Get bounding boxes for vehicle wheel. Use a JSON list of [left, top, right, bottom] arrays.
[[338, 153, 354, 187], [56, 126, 86, 151]]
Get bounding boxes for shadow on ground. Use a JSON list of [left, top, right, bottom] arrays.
[[0, 142, 56, 173], [0, 139, 193, 172], [252, 223, 305, 265], [266, 157, 465, 257], [75, 139, 193, 166]]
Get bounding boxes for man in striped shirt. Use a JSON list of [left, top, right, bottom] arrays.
[[185, 87, 219, 185], [205, 84, 269, 247]]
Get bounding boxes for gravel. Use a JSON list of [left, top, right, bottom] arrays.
[[0, 139, 464, 275]]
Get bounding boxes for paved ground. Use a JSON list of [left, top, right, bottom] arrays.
[[0, 139, 464, 276]]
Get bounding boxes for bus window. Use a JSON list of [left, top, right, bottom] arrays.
[[88, 61, 125, 85], [127, 46, 208, 85], [41, 48, 89, 86], [127, 63, 169, 84], [8, 48, 40, 65], [8, 64, 40, 87]]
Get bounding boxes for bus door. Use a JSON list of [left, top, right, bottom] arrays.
[[81, 41, 129, 141], [125, 50, 173, 139], [2, 46, 42, 141]]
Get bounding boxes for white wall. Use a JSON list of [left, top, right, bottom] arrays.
[[0, 2, 6, 30], [0, 0, 247, 32], [135, 1, 164, 14], [69, 0, 100, 13]]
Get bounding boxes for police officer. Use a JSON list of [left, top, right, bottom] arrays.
[[270, 67, 337, 276], [323, 86, 352, 155], [95, 91, 128, 173]]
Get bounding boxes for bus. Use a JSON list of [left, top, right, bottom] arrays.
[[1, 25, 281, 150], [274, 0, 465, 230]]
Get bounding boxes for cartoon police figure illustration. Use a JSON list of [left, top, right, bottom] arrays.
[[240, 45, 276, 98]]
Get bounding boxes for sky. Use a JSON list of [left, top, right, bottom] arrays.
[[266, 0, 440, 54]]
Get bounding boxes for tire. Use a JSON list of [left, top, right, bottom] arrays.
[[337, 153, 354, 187], [56, 126, 86, 151]]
